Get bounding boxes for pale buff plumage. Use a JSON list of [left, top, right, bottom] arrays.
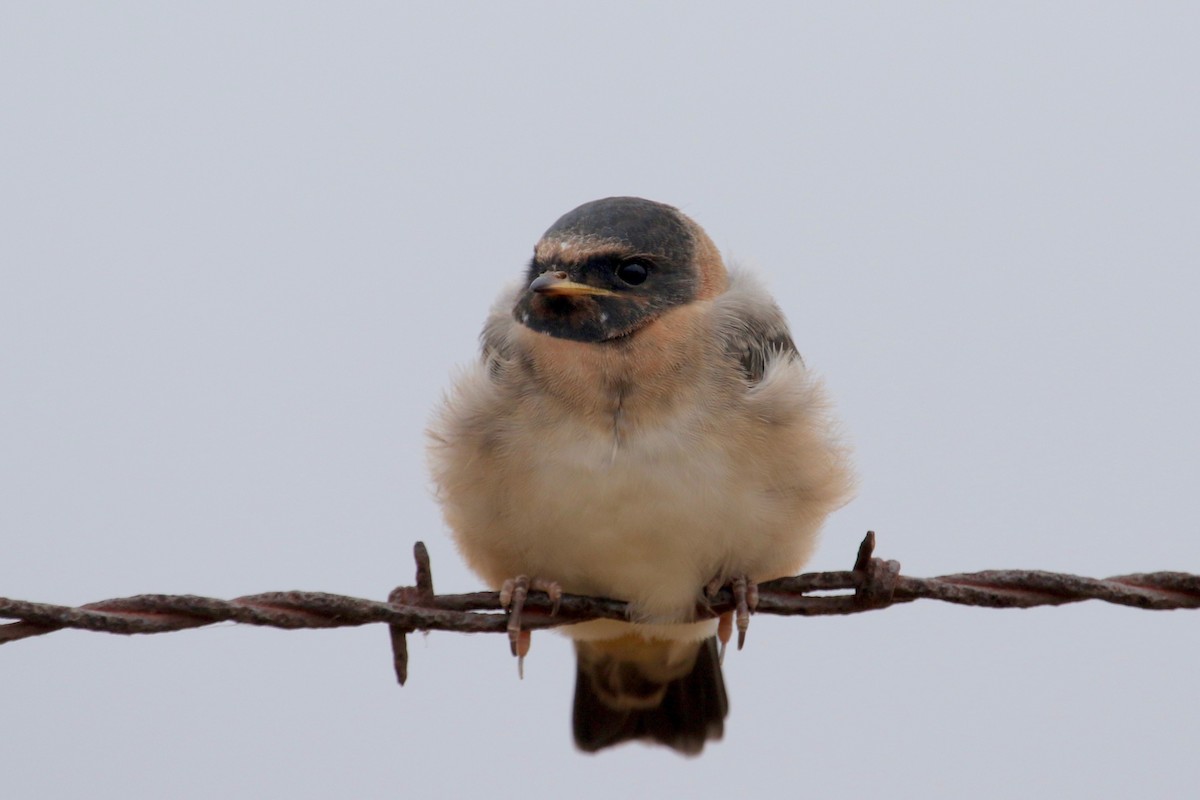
[[428, 270, 853, 631]]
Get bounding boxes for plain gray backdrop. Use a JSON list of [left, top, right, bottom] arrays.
[[3, 3, 1197, 798]]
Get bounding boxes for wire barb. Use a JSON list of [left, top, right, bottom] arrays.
[[2, 534, 1197, 686]]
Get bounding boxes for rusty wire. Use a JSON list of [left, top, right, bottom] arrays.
[[2, 533, 1197, 685]]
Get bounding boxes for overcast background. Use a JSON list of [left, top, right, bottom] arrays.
[[3, 3, 1197, 798]]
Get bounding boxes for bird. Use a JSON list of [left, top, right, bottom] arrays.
[[427, 196, 853, 755]]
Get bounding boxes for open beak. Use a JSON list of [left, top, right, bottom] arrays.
[[529, 271, 615, 297]]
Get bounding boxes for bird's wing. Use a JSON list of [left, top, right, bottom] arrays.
[[713, 270, 802, 384], [478, 284, 525, 379]]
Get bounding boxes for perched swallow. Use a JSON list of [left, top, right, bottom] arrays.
[[428, 197, 853, 755]]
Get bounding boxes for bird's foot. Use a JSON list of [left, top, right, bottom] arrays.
[[499, 575, 563, 678], [706, 575, 759, 656]]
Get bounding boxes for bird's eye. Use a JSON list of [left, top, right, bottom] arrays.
[[615, 260, 650, 286]]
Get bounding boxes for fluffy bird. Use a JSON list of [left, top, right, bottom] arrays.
[[428, 197, 853, 754]]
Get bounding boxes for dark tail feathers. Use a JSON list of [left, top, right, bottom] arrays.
[[572, 635, 727, 755]]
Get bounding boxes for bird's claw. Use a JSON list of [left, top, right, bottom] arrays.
[[707, 575, 759, 653], [499, 575, 563, 678]]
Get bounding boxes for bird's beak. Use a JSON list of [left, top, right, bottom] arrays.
[[529, 271, 615, 297]]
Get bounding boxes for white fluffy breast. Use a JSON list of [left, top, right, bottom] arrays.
[[428, 268, 854, 626], [430, 363, 850, 625]]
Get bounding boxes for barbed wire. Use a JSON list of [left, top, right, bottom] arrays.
[[2, 533, 1197, 684]]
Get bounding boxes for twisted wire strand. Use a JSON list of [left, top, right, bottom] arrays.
[[3, 535, 1196, 653]]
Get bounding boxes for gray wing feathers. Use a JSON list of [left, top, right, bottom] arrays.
[[715, 271, 802, 384], [479, 283, 525, 380]]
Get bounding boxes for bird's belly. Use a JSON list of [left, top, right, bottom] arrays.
[[502, 422, 751, 621]]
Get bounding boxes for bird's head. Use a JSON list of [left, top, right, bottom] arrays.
[[513, 197, 727, 343]]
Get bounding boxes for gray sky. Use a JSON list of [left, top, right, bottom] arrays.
[[3, 3, 1197, 798]]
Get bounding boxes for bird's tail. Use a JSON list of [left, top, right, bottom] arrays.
[[572, 634, 727, 755]]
